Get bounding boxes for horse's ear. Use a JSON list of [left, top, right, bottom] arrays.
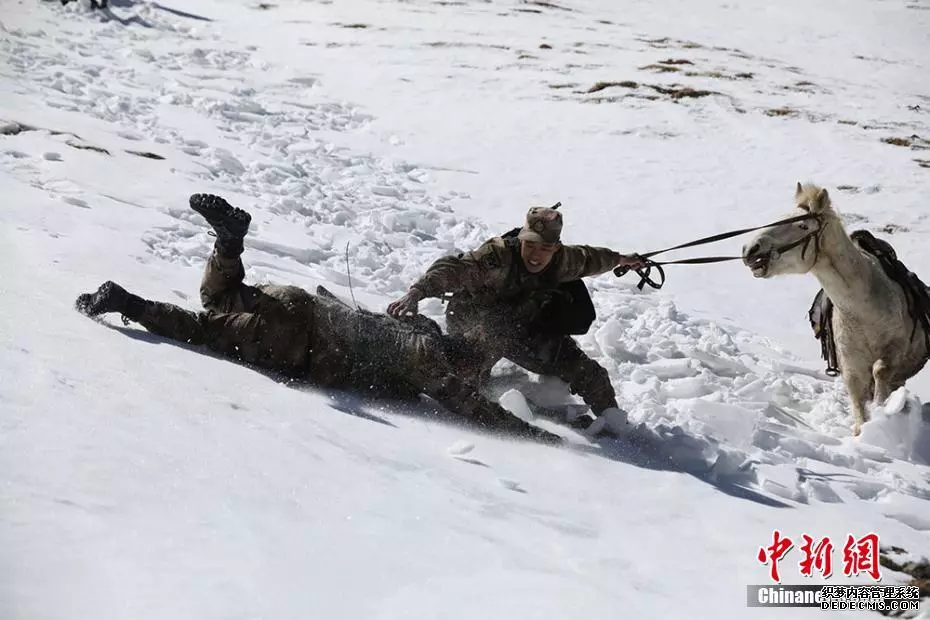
[[796, 182, 803, 198], [813, 188, 831, 212]]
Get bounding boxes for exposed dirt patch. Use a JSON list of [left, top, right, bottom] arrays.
[[837, 119, 859, 126], [765, 107, 801, 118], [658, 58, 694, 66], [586, 81, 639, 93], [836, 185, 860, 193], [424, 41, 510, 50], [126, 150, 166, 160], [521, 0, 575, 10], [685, 70, 754, 80], [649, 85, 717, 99], [640, 63, 681, 73], [882, 135, 930, 150], [539, 43, 553, 49], [517, 53, 537, 60], [637, 36, 704, 49], [339, 23, 370, 29], [548, 82, 578, 90], [255, 2, 276, 9], [877, 548, 929, 616], [66, 140, 110, 155], [581, 94, 661, 104], [915, 159, 930, 169]]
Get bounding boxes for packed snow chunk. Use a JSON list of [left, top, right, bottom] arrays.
[[498, 389, 535, 423], [641, 357, 699, 381], [877, 492, 930, 531], [447, 441, 475, 456], [800, 479, 844, 503], [663, 374, 714, 399], [688, 348, 751, 378], [678, 399, 757, 450], [756, 464, 805, 503], [859, 388, 930, 465]]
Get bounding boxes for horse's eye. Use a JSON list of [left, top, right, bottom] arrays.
[[798, 223, 809, 231]]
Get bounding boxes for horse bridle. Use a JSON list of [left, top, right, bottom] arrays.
[[615, 210, 825, 290]]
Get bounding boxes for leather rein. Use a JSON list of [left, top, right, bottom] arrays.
[[615, 212, 824, 290]]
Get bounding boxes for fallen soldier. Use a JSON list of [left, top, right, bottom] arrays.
[[75, 193, 562, 445]]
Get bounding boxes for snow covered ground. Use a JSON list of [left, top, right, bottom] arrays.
[[1, 0, 929, 618]]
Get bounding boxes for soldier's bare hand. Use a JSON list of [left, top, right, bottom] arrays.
[[387, 288, 424, 317], [616, 254, 648, 271]]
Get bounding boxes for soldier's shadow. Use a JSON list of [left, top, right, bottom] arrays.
[[105, 322, 398, 428], [483, 369, 793, 509], [103, 321, 791, 508]]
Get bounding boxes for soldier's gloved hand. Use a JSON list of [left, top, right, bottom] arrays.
[[616, 253, 648, 271], [387, 288, 424, 317]]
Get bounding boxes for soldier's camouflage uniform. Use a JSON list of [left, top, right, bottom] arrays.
[[87, 247, 551, 440], [410, 208, 623, 416]]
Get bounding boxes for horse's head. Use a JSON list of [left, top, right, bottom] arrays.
[[742, 182, 832, 278]]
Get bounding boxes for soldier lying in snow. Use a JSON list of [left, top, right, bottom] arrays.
[[75, 194, 561, 445], [388, 204, 646, 437]]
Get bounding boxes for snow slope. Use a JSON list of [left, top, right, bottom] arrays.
[[1, 0, 929, 618]]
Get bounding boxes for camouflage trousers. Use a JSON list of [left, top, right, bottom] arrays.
[[132, 250, 314, 376], [446, 304, 619, 415]]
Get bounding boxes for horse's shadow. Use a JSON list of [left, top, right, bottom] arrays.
[[103, 320, 792, 509]]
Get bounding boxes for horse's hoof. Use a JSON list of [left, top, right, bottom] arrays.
[[852, 423, 862, 437]]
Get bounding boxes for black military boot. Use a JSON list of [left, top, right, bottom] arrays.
[[189, 193, 252, 257], [75, 281, 147, 320]]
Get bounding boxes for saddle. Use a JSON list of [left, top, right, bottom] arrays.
[[808, 230, 930, 376]]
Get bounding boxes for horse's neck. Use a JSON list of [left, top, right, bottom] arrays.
[[811, 218, 890, 315]]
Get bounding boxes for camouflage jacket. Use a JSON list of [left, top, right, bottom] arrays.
[[410, 236, 622, 303]]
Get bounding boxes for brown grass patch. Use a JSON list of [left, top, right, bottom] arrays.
[[640, 63, 680, 73], [765, 107, 800, 118], [649, 85, 716, 99], [916, 159, 930, 169], [548, 83, 578, 90], [539, 43, 552, 49], [586, 81, 638, 93], [658, 58, 694, 65]]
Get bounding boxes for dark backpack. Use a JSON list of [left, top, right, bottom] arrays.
[[501, 227, 597, 336]]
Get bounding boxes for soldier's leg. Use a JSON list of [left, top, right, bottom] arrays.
[[416, 371, 562, 444], [399, 330, 561, 443], [507, 335, 619, 416], [76, 281, 310, 374], [188, 193, 262, 313]]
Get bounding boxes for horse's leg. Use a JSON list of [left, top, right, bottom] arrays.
[[843, 370, 872, 437], [871, 359, 893, 409]]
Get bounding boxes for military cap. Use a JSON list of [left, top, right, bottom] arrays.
[[517, 207, 562, 244]]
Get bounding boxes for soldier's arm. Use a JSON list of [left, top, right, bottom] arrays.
[[556, 244, 628, 281], [410, 238, 511, 298]]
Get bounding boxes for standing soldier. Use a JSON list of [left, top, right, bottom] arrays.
[[75, 194, 561, 445], [387, 205, 646, 436]]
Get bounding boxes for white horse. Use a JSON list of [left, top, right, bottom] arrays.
[[742, 182, 930, 435]]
